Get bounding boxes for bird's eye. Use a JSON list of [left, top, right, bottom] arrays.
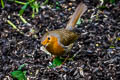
[[48, 37, 50, 40]]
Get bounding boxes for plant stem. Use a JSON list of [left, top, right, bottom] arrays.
[[7, 20, 24, 34], [14, 0, 26, 5], [42, 0, 49, 5], [19, 15, 28, 24], [1, 0, 5, 8]]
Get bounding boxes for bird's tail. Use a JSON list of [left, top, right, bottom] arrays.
[[65, 2, 87, 30]]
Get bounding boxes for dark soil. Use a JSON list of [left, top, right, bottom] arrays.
[[0, 0, 120, 80]]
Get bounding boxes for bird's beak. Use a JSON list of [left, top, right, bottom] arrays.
[[42, 43, 48, 48]]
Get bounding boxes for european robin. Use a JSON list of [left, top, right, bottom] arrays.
[[41, 2, 87, 59]]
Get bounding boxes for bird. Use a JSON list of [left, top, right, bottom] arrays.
[[41, 2, 87, 59]]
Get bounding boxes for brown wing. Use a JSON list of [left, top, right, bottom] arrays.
[[49, 29, 78, 46]]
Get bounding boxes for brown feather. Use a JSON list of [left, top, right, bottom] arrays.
[[66, 2, 87, 30]]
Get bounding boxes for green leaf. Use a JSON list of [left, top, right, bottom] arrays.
[[56, 1, 61, 10], [56, 1, 59, 5], [110, 46, 115, 48], [11, 70, 27, 80], [76, 18, 83, 25], [18, 64, 27, 70], [49, 57, 63, 68], [110, 0, 115, 3], [99, 5, 107, 9], [19, 2, 29, 15], [56, 6, 60, 9]]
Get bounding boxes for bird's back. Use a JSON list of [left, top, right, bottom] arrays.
[[48, 29, 78, 46]]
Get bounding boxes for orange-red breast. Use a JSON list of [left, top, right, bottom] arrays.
[[41, 2, 87, 56]]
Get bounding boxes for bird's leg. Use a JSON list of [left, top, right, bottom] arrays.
[[50, 55, 56, 62], [56, 54, 70, 69], [62, 54, 70, 65]]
